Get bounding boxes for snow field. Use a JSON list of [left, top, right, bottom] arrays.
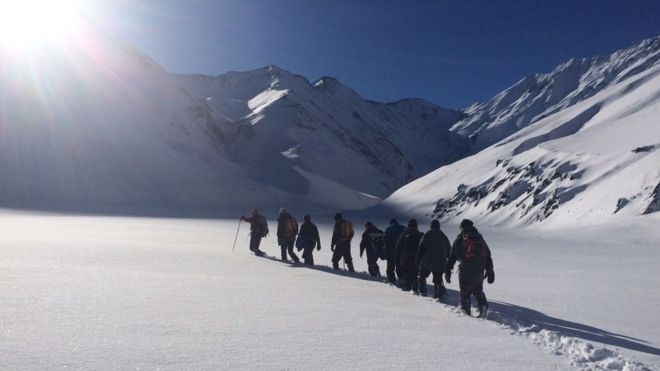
[[2, 212, 659, 370]]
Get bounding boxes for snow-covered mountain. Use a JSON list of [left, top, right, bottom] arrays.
[[2, 21, 658, 220], [453, 37, 660, 153], [0, 24, 465, 214], [384, 37, 660, 226]]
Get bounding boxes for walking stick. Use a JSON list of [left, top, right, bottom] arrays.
[[232, 220, 242, 252]]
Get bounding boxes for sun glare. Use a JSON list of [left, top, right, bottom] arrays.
[[0, 0, 82, 50]]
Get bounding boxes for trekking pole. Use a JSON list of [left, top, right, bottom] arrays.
[[232, 220, 242, 252]]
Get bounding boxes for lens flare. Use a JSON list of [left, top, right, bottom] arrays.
[[0, 0, 82, 50]]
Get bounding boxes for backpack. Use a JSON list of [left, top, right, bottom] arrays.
[[339, 220, 353, 241], [463, 235, 488, 268], [369, 230, 385, 257], [282, 215, 297, 236], [256, 216, 269, 238]]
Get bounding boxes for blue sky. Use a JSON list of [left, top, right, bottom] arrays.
[[86, 0, 660, 108]]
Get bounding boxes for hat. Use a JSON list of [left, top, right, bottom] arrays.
[[279, 208, 286, 214], [304, 214, 311, 222], [389, 218, 398, 224], [460, 219, 474, 229], [408, 219, 417, 228], [431, 219, 440, 229], [365, 221, 373, 227], [334, 212, 343, 221]]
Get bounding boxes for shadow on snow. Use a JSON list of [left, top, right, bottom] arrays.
[[256, 253, 660, 358]]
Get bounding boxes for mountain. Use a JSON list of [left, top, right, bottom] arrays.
[[175, 67, 467, 202], [384, 37, 660, 226], [452, 37, 660, 153], [0, 24, 465, 215]]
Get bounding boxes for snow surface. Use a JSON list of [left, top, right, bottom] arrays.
[[2, 211, 659, 370]]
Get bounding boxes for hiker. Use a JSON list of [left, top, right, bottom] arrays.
[[331, 212, 355, 272], [359, 221, 384, 277], [383, 218, 405, 284], [445, 219, 495, 317], [416, 219, 451, 298], [396, 219, 423, 292], [240, 209, 267, 256], [297, 214, 321, 266], [277, 208, 300, 263]]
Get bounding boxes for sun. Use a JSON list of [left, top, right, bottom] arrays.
[[0, 0, 82, 50]]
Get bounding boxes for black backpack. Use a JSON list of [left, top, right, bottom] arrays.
[[369, 230, 385, 257]]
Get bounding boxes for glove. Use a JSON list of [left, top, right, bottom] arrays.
[[317, 245, 321, 251], [331, 245, 335, 252], [487, 269, 495, 284], [444, 269, 451, 284], [359, 252, 363, 258]]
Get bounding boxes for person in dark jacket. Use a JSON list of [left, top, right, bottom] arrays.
[[383, 218, 405, 284], [359, 222, 384, 277], [416, 219, 451, 298], [396, 219, 423, 292], [331, 212, 355, 272], [277, 208, 300, 263], [445, 219, 495, 317], [297, 214, 321, 266], [240, 208, 267, 256]]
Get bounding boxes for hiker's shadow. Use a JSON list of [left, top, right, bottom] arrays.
[[259, 254, 388, 284], [439, 286, 660, 358]]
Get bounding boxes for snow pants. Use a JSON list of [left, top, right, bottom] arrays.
[[384, 257, 397, 284], [365, 249, 381, 277], [418, 269, 445, 296], [332, 241, 354, 272], [280, 238, 299, 263], [249, 235, 264, 255], [397, 254, 418, 291], [459, 279, 487, 313], [302, 246, 315, 266]]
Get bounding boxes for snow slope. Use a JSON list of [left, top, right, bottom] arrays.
[[175, 67, 466, 199], [452, 36, 660, 153], [0, 24, 465, 215], [384, 41, 660, 226], [1, 211, 658, 370]]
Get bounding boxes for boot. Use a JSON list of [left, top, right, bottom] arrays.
[[411, 278, 419, 294], [347, 261, 355, 273], [434, 284, 447, 299], [418, 277, 427, 296], [461, 297, 471, 315], [476, 292, 488, 318], [373, 265, 381, 277]]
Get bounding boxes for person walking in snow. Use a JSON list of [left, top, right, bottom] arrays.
[[240, 209, 267, 256], [416, 219, 451, 298], [383, 218, 405, 285], [445, 219, 495, 317], [331, 212, 355, 272], [297, 214, 321, 266], [359, 222, 384, 277], [396, 219, 423, 293], [277, 208, 300, 263]]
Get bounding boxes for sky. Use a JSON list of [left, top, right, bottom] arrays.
[[83, 0, 660, 108]]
